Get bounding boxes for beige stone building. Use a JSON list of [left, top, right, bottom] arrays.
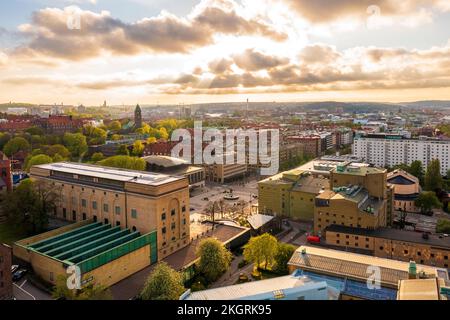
[[314, 165, 393, 234], [30, 162, 190, 259], [324, 224, 450, 269], [387, 169, 421, 213]]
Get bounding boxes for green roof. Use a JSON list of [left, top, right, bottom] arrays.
[[26, 222, 157, 273]]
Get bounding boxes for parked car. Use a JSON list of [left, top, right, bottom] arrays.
[[11, 265, 19, 274], [12, 269, 27, 282]]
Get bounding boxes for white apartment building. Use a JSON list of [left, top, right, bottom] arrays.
[[353, 135, 450, 175]]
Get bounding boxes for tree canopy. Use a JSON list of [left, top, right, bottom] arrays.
[[243, 233, 278, 270], [196, 238, 232, 282], [273, 243, 296, 275], [52, 275, 112, 300], [140, 262, 185, 300], [98, 155, 146, 171], [424, 159, 444, 191], [3, 136, 31, 156], [25, 154, 53, 171], [415, 191, 442, 214], [63, 133, 88, 159]]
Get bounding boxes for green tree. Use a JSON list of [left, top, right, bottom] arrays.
[[196, 238, 232, 282], [91, 152, 105, 162], [63, 133, 88, 159], [132, 140, 145, 157], [0, 132, 11, 150], [147, 137, 157, 144], [436, 219, 450, 234], [83, 125, 107, 145], [424, 159, 444, 191], [3, 136, 31, 156], [111, 134, 122, 141], [414, 191, 442, 214], [243, 233, 278, 270], [52, 275, 112, 300], [116, 145, 130, 156], [107, 121, 122, 132], [25, 126, 44, 136], [273, 243, 296, 275], [45, 144, 71, 159], [140, 262, 185, 300], [98, 155, 146, 171], [409, 160, 424, 185], [2, 179, 61, 234], [25, 154, 53, 171]]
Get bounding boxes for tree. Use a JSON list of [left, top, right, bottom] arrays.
[[217, 199, 230, 219], [243, 233, 278, 270], [116, 145, 130, 156], [45, 144, 71, 159], [273, 243, 296, 275], [91, 152, 105, 162], [63, 133, 88, 159], [132, 140, 145, 157], [147, 137, 157, 144], [409, 160, 424, 185], [436, 219, 450, 234], [140, 262, 185, 300], [204, 201, 220, 223], [107, 120, 122, 132], [25, 154, 53, 171], [25, 126, 44, 136], [0, 132, 11, 150], [52, 275, 112, 300], [414, 191, 442, 215], [196, 238, 232, 282], [111, 134, 122, 141], [425, 159, 444, 191], [2, 179, 61, 234], [3, 136, 31, 156], [98, 155, 146, 171], [83, 125, 107, 145]]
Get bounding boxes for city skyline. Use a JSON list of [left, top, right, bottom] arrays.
[[1, 0, 450, 105]]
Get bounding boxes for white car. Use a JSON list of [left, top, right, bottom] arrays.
[[11, 265, 19, 274]]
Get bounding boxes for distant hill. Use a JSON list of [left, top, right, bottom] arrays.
[[0, 103, 36, 111], [398, 100, 450, 108]]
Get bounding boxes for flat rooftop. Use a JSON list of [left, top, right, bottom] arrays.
[[324, 224, 450, 249], [397, 278, 446, 300], [183, 273, 329, 300], [288, 245, 446, 287], [142, 155, 188, 168], [33, 162, 183, 186]]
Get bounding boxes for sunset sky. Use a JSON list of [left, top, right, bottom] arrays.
[[1, 0, 450, 105]]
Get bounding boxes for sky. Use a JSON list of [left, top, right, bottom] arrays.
[[1, 0, 450, 106]]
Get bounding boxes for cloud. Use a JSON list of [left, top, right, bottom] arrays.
[[283, 0, 449, 24], [232, 48, 289, 71], [13, 0, 286, 61]]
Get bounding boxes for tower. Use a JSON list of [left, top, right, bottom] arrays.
[[135, 104, 142, 128]]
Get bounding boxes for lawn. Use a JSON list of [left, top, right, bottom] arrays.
[[0, 221, 27, 245]]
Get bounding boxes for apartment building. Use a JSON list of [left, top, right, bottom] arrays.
[[353, 134, 450, 175], [29, 162, 190, 260]]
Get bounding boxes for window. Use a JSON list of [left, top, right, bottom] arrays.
[[82, 213, 86, 221], [116, 221, 120, 226], [162, 227, 166, 234], [336, 240, 340, 244], [92, 201, 97, 210], [131, 209, 137, 219], [431, 253, 435, 258], [132, 226, 137, 232], [404, 250, 409, 255], [171, 222, 176, 230], [104, 218, 109, 224], [171, 209, 176, 216], [72, 211, 76, 221], [103, 204, 109, 212], [82, 199, 87, 207], [182, 206, 186, 212], [379, 246, 384, 250], [115, 206, 121, 215], [93, 215, 97, 222], [63, 208, 67, 219], [161, 213, 166, 220]]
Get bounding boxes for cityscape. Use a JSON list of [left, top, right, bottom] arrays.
[[1, 0, 450, 308]]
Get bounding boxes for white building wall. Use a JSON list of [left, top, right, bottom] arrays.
[[353, 138, 450, 175]]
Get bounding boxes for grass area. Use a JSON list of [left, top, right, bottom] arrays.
[[0, 221, 27, 245]]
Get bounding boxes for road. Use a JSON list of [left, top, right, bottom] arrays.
[[13, 278, 52, 300]]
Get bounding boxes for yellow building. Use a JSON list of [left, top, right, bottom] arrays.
[[324, 224, 450, 269], [313, 165, 391, 234], [29, 162, 190, 260], [258, 168, 329, 220], [387, 169, 421, 213]]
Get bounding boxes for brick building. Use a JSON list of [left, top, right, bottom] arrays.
[[0, 244, 13, 300]]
